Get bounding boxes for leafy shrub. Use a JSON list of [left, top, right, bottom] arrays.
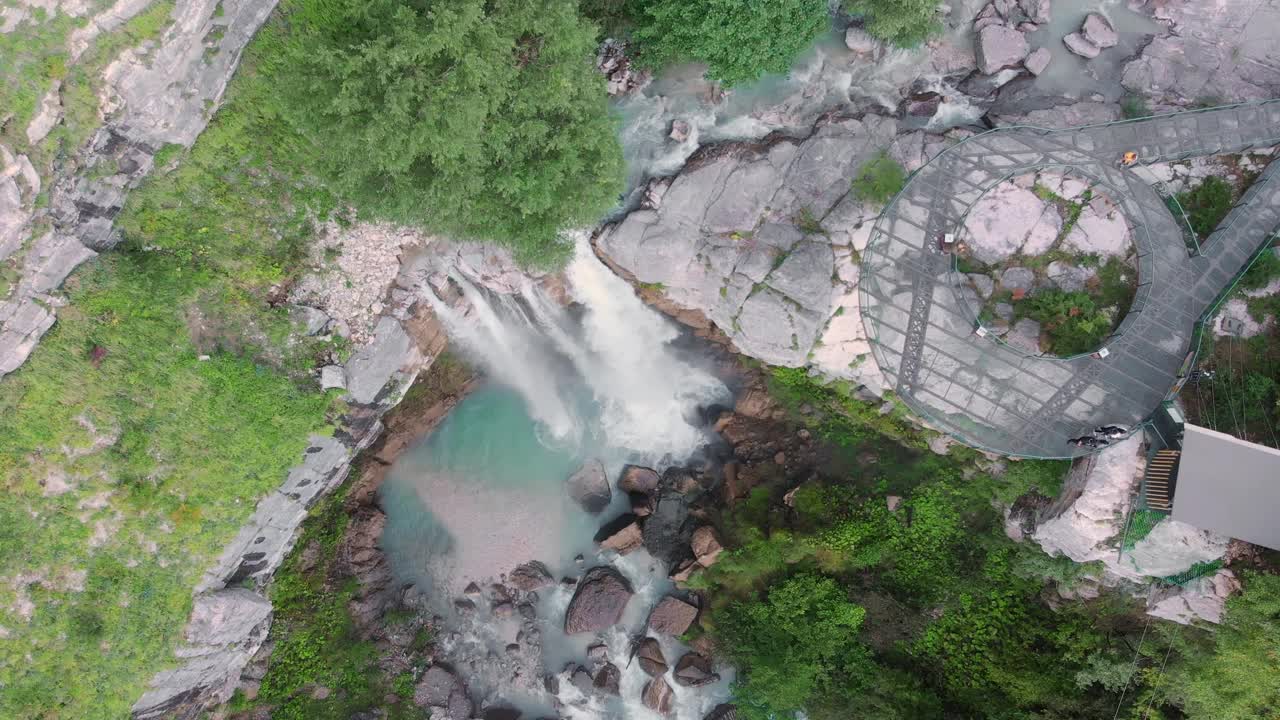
[[1121, 93, 1151, 119], [1177, 176, 1234, 239], [631, 0, 830, 87], [852, 150, 907, 206], [265, 0, 624, 266], [1170, 573, 1280, 720], [844, 0, 941, 46], [716, 574, 868, 719], [1022, 289, 1113, 356], [1240, 245, 1280, 290]]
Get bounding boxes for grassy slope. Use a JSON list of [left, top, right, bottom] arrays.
[[0, 14, 343, 718]]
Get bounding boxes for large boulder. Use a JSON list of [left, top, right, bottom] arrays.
[[975, 25, 1030, 75], [567, 459, 611, 513], [618, 465, 660, 494], [593, 662, 622, 695], [844, 26, 878, 55], [636, 637, 668, 676], [674, 652, 720, 687], [642, 676, 675, 715], [413, 666, 473, 719], [564, 566, 634, 634], [647, 595, 699, 636]]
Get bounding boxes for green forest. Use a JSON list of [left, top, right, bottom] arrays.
[[1, 0, 1278, 719]]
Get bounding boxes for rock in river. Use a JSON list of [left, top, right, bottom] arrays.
[[643, 675, 675, 715], [508, 560, 554, 591], [975, 24, 1029, 75], [636, 636, 668, 676], [674, 652, 720, 687], [564, 566, 633, 634], [595, 514, 644, 555], [593, 662, 622, 695], [567, 459, 611, 513], [647, 595, 699, 636]]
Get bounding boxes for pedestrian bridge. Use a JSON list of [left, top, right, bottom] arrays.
[[859, 101, 1280, 458]]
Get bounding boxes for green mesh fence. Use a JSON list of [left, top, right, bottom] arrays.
[[1122, 508, 1168, 551], [1160, 559, 1224, 586]]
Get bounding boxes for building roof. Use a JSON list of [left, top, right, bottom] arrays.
[[1172, 423, 1280, 551]]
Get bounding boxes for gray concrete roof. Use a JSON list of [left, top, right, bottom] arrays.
[[1172, 423, 1280, 550]]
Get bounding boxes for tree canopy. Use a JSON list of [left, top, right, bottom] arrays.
[[845, 0, 941, 47], [264, 0, 624, 266], [716, 573, 868, 719], [630, 0, 830, 87]]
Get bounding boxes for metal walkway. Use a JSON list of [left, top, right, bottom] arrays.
[[859, 101, 1280, 458]]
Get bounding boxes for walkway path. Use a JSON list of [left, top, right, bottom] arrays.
[[859, 101, 1280, 457]]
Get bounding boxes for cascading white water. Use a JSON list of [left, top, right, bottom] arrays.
[[429, 234, 728, 462], [423, 273, 580, 441]]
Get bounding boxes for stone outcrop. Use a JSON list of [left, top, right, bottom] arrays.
[[691, 526, 724, 567], [596, 38, 651, 96], [619, 464, 660, 494], [963, 181, 1061, 263], [1, 0, 281, 378], [567, 458, 612, 513], [1032, 434, 1231, 604], [1147, 569, 1241, 625], [132, 589, 273, 719], [1063, 32, 1101, 59], [1080, 13, 1118, 49], [705, 704, 739, 720], [1122, 0, 1280, 105], [132, 242, 475, 717], [596, 114, 898, 384], [564, 566, 634, 634]]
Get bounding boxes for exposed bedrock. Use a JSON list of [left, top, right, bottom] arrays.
[[0, 0, 280, 377], [1122, 0, 1280, 105], [597, 114, 927, 394]]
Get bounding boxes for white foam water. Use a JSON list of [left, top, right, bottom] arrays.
[[427, 233, 728, 463]]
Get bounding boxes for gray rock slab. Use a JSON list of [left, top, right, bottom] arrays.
[[344, 316, 413, 405], [1046, 261, 1096, 292], [765, 241, 834, 312], [1007, 318, 1043, 354], [1000, 266, 1036, 292]]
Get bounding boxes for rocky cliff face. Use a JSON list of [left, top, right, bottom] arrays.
[[1, 0, 275, 377], [597, 114, 931, 394]]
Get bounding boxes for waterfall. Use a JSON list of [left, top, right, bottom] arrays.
[[423, 275, 579, 441], [425, 234, 728, 462]]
